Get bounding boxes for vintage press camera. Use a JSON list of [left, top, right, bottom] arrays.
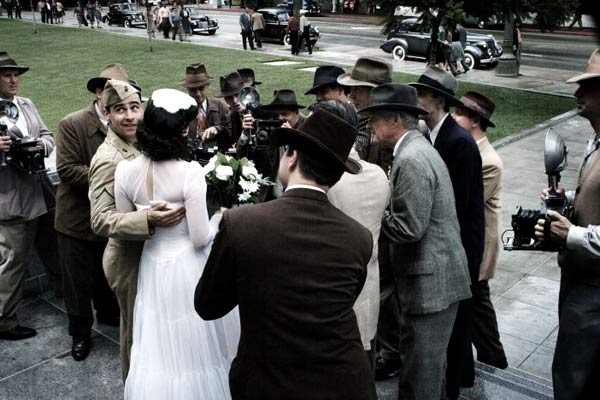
[[0, 100, 47, 174], [503, 129, 573, 251], [237, 86, 281, 153], [190, 136, 219, 165]]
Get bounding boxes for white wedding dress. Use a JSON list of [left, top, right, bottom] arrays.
[[115, 156, 240, 400]]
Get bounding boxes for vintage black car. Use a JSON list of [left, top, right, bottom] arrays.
[[380, 18, 503, 69], [276, 0, 321, 15], [258, 8, 320, 46], [103, 3, 146, 28], [185, 7, 219, 35]]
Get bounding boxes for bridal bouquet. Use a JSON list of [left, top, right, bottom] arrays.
[[203, 152, 273, 209]]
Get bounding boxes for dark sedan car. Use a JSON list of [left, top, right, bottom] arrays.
[[380, 18, 503, 69], [276, 0, 321, 15], [103, 3, 145, 28], [258, 8, 320, 46], [185, 7, 219, 35]]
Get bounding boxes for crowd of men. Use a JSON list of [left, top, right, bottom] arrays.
[[1, 47, 600, 399]]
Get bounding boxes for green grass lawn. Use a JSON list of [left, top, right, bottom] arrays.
[[2, 20, 574, 143]]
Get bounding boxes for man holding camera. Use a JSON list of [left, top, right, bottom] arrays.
[[179, 63, 231, 152], [0, 52, 60, 341], [534, 48, 600, 400]]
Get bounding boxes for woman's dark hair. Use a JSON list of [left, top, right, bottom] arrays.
[[136, 100, 198, 161]]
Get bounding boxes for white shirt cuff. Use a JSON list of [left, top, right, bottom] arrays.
[[566, 225, 586, 250]]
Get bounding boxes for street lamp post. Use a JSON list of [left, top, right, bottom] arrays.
[[496, 4, 519, 77]]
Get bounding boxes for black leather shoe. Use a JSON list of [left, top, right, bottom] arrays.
[[71, 337, 92, 361], [0, 325, 37, 341], [96, 314, 120, 327], [374, 356, 402, 381]]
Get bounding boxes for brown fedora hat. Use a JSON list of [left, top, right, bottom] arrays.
[[0, 52, 29, 75], [409, 66, 462, 107], [260, 89, 305, 111], [237, 68, 262, 86], [214, 72, 245, 98], [337, 57, 392, 88], [179, 63, 213, 89], [566, 48, 600, 84], [457, 91, 496, 128], [87, 63, 129, 94], [360, 84, 428, 115], [274, 109, 361, 174]]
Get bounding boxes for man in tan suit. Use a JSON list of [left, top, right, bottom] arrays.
[[55, 64, 128, 362], [251, 8, 265, 48], [89, 80, 185, 380], [453, 91, 508, 369]]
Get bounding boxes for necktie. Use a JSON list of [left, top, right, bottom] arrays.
[[196, 107, 207, 136]]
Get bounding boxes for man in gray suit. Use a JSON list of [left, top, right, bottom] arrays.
[[0, 52, 59, 340], [361, 83, 471, 399]]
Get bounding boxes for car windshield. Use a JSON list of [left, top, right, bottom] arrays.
[[277, 12, 289, 22], [186, 7, 201, 16]]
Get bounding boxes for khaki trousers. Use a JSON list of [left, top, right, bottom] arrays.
[[0, 212, 61, 331], [102, 239, 143, 381]]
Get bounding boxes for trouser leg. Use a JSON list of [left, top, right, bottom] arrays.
[[397, 303, 458, 400], [255, 29, 262, 47], [59, 232, 109, 337], [471, 280, 507, 366], [445, 297, 474, 400], [0, 220, 37, 331], [34, 209, 62, 296], [552, 277, 600, 400], [304, 31, 312, 53], [376, 236, 401, 361]]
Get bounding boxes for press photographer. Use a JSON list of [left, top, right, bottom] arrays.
[[533, 49, 600, 400], [0, 52, 61, 341]]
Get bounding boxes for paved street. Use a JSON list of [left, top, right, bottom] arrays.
[[0, 8, 597, 399]]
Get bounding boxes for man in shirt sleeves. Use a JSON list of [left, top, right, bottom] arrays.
[[195, 109, 377, 400]]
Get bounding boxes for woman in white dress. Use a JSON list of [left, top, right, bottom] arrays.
[[116, 89, 240, 400]]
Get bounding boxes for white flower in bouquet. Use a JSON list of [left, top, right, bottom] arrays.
[[238, 192, 252, 202], [242, 165, 259, 179], [215, 165, 234, 181], [239, 177, 260, 194], [203, 155, 218, 174]]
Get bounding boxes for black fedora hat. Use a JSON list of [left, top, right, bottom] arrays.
[[214, 72, 245, 98], [0, 52, 29, 75], [360, 84, 428, 115], [237, 68, 262, 86], [409, 66, 462, 107], [458, 91, 496, 128], [305, 66, 345, 95], [260, 89, 305, 111], [274, 109, 361, 174]]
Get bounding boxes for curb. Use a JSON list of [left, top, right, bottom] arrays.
[[492, 109, 578, 149]]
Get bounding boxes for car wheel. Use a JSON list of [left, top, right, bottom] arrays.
[[123, 19, 131, 28], [283, 33, 291, 46], [208, 29, 216, 35], [102, 16, 108, 24], [464, 52, 476, 69], [392, 45, 407, 61]]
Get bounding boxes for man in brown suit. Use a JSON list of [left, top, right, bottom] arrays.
[[453, 91, 508, 369], [179, 63, 232, 152], [195, 109, 377, 400], [88, 80, 184, 379], [55, 64, 129, 361]]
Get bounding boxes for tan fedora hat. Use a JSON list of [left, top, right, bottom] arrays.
[[179, 63, 213, 89], [0, 52, 29, 75], [337, 57, 392, 88], [87, 63, 129, 93], [566, 48, 600, 84], [457, 91, 496, 128]]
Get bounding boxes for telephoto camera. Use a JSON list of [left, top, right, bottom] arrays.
[[0, 100, 47, 174], [503, 129, 573, 251], [237, 86, 281, 153]]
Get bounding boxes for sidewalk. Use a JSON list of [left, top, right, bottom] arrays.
[[1, 10, 588, 399]]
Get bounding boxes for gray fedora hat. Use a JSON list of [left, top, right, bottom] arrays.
[[360, 84, 428, 115], [457, 91, 496, 128], [409, 66, 462, 106], [337, 57, 392, 88], [0, 52, 29, 75]]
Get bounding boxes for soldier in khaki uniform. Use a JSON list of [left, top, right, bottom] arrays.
[[88, 80, 185, 380]]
